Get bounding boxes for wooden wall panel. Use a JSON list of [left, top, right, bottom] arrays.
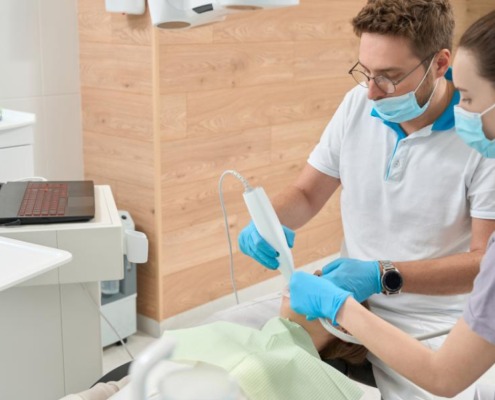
[[466, 0, 495, 20], [184, 79, 351, 137], [79, 0, 160, 320], [160, 94, 187, 140], [81, 88, 153, 141], [155, 0, 358, 317], [159, 43, 295, 93], [211, 2, 359, 43], [294, 39, 359, 80], [80, 0, 495, 323], [161, 127, 271, 184], [84, 131, 155, 187], [79, 42, 153, 95], [270, 117, 329, 162], [78, 0, 152, 46]]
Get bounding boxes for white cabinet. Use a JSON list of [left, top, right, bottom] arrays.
[[0, 186, 124, 399], [0, 109, 35, 181]]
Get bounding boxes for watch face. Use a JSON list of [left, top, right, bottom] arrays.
[[384, 270, 403, 291]]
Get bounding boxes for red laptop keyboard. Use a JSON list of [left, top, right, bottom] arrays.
[[17, 182, 68, 217]]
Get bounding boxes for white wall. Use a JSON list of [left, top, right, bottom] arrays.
[[0, 0, 83, 180]]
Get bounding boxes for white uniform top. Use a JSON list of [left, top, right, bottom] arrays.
[[308, 70, 495, 399]]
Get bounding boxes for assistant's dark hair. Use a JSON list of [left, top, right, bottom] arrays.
[[459, 10, 495, 88]]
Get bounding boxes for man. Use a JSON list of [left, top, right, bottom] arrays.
[[238, 1, 495, 398]]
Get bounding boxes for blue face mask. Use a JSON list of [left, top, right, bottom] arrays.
[[454, 103, 495, 158], [372, 59, 438, 123]]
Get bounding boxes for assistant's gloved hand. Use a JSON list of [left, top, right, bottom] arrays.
[[238, 221, 295, 269], [321, 258, 381, 303], [289, 271, 352, 325]]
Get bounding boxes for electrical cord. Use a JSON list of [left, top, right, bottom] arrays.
[[218, 170, 253, 305], [80, 282, 135, 360]]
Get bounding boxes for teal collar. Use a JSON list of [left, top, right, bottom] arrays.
[[370, 67, 459, 139]]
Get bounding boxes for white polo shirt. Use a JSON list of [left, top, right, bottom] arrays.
[[308, 71, 495, 399]]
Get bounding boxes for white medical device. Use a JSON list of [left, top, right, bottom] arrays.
[[129, 337, 177, 400], [129, 336, 245, 400], [242, 185, 453, 344], [148, 0, 299, 30], [220, 170, 452, 344], [243, 186, 295, 282], [242, 186, 360, 343]]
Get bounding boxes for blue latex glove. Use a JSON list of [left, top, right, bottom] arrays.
[[289, 271, 352, 325], [322, 258, 381, 303], [238, 221, 295, 269]]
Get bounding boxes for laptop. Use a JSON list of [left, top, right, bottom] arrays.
[[0, 180, 95, 226]]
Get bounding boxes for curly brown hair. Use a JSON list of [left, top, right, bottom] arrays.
[[352, 0, 455, 61]]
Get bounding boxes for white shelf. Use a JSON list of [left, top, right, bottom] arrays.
[[0, 109, 35, 181], [0, 109, 36, 132], [0, 236, 72, 292]]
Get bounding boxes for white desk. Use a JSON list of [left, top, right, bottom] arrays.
[[0, 185, 123, 400]]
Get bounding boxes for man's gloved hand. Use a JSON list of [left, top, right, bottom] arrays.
[[321, 258, 381, 303], [289, 271, 352, 325], [238, 221, 295, 269]]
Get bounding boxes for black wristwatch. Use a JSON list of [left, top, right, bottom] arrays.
[[380, 260, 403, 295]]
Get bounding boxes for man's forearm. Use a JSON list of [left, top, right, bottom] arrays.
[[272, 186, 318, 230], [272, 164, 341, 229], [393, 251, 482, 295], [389, 217, 495, 295]]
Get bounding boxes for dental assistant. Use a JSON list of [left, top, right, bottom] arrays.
[[290, 10, 495, 398], [237, 0, 495, 398]]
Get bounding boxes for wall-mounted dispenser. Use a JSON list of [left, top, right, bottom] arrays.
[[148, 0, 299, 30], [101, 210, 148, 347]]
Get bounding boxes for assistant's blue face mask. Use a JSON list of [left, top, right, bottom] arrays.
[[454, 103, 495, 158], [372, 59, 438, 124]]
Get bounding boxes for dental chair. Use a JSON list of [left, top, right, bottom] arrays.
[[200, 291, 379, 388], [93, 361, 133, 387]]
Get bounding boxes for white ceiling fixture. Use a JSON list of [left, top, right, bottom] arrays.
[[148, 0, 299, 30]]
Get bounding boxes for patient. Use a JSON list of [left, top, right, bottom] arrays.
[[279, 286, 368, 365], [62, 276, 367, 400]]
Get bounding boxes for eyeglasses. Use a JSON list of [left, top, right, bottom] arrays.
[[348, 54, 436, 94]]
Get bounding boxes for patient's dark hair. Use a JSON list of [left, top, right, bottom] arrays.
[[319, 301, 369, 365]]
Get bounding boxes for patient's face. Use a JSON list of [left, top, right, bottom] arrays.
[[279, 289, 338, 352], [281, 275, 368, 365]]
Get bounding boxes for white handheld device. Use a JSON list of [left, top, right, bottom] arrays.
[[319, 318, 362, 344], [224, 171, 452, 346], [243, 187, 295, 282]]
